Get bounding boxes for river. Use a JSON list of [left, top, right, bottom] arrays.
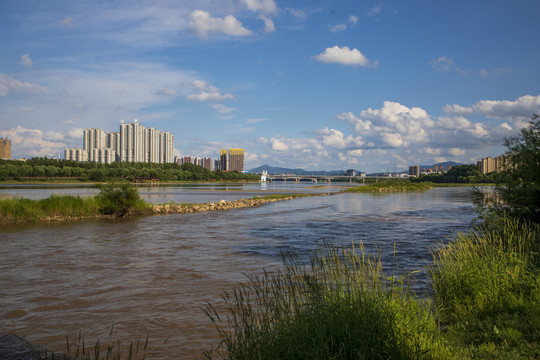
[[0, 183, 476, 359]]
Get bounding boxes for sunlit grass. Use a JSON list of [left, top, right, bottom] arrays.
[[345, 180, 435, 193], [204, 242, 448, 359], [430, 217, 540, 358]]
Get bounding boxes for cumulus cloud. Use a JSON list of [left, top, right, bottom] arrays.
[[189, 10, 253, 38], [186, 80, 236, 102], [0, 74, 46, 96], [443, 95, 540, 121], [313, 46, 377, 67], [339, 101, 433, 147], [20, 53, 33, 68], [0, 126, 67, 158], [241, 0, 278, 14], [317, 127, 364, 149]]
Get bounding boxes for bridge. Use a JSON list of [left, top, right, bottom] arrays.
[[264, 174, 394, 183]]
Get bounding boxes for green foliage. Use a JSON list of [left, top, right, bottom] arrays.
[[0, 158, 259, 182], [412, 164, 505, 184], [496, 114, 540, 222], [96, 182, 149, 217], [430, 217, 540, 358], [345, 179, 434, 192], [0, 195, 100, 223], [204, 243, 448, 359]]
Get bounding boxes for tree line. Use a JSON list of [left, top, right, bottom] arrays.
[[0, 158, 259, 182]]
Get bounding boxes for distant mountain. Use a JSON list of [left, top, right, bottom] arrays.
[[249, 165, 350, 176]]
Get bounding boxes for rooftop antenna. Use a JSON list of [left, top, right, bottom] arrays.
[[134, 119, 138, 123], [120, 119, 124, 124]]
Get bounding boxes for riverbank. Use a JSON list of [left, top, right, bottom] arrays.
[[345, 180, 436, 192], [0, 193, 327, 225]]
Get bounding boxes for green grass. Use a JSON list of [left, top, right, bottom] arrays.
[[204, 242, 449, 359], [429, 217, 540, 359], [0, 194, 101, 223], [344, 180, 435, 193]]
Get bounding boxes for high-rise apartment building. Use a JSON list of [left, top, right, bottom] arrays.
[[0, 138, 11, 160], [220, 149, 228, 171], [218, 148, 245, 172], [228, 149, 244, 172], [65, 120, 174, 164], [408, 165, 420, 177]]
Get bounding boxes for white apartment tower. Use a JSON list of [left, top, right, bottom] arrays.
[[159, 131, 174, 164], [66, 120, 174, 164]]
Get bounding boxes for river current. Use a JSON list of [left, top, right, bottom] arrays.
[[0, 183, 476, 359]]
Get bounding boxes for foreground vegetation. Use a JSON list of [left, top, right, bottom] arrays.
[[0, 182, 152, 224]]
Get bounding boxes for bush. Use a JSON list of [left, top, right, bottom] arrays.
[[96, 182, 148, 217]]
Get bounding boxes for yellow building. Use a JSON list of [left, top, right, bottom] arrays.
[[228, 149, 244, 172], [0, 138, 11, 160]]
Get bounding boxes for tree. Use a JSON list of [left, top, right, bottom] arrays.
[[477, 114, 540, 223], [497, 114, 540, 222]]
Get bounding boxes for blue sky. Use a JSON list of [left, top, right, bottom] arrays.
[[1, 0, 539, 172]]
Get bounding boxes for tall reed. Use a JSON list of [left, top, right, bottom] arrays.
[[0, 195, 100, 223], [204, 242, 448, 359]]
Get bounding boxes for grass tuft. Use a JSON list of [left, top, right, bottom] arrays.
[[204, 242, 448, 359]]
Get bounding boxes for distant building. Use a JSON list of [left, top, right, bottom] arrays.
[[220, 149, 228, 171], [228, 149, 245, 172], [345, 169, 356, 177], [65, 120, 174, 164], [478, 155, 509, 174], [409, 165, 420, 177], [0, 138, 11, 160]]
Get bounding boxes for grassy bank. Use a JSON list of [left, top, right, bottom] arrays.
[[345, 180, 435, 192], [204, 217, 540, 359], [430, 217, 540, 359], [0, 195, 103, 223]]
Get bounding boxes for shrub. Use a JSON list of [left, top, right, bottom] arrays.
[[96, 182, 148, 217]]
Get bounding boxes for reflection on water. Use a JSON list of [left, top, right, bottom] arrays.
[[0, 186, 476, 359]]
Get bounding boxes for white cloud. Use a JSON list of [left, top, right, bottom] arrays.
[[61, 16, 74, 28], [270, 138, 289, 151], [0, 126, 67, 158], [211, 104, 236, 114], [246, 118, 266, 124], [186, 80, 236, 101], [443, 95, 540, 121], [329, 24, 347, 33], [189, 10, 253, 38], [241, 0, 278, 14], [340, 101, 433, 147], [156, 87, 178, 96], [430, 56, 455, 72], [20, 53, 33, 68], [317, 127, 364, 149], [0, 74, 46, 96], [258, 15, 276, 33], [367, 5, 383, 16], [349, 15, 359, 25], [313, 46, 377, 67]]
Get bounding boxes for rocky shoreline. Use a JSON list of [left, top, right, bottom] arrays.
[[151, 195, 322, 215]]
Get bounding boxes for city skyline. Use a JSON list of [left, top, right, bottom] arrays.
[[1, 1, 539, 173]]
